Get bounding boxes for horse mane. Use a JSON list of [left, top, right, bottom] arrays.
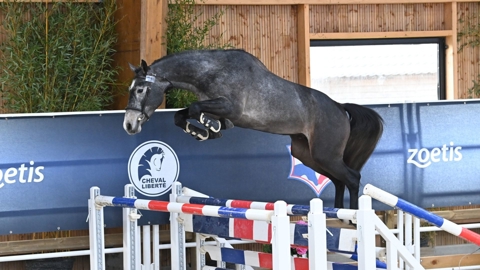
[[150, 49, 265, 69]]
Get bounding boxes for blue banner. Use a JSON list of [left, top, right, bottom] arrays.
[[1, 100, 480, 235]]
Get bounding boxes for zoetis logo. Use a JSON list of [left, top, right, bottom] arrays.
[[0, 161, 45, 189], [407, 142, 462, 168], [128, 141, 180, 197]]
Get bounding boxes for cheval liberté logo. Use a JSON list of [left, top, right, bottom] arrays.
[[128, 141, 179, 197], [407, 142, 462, 168], [286, 145, 331, 197]]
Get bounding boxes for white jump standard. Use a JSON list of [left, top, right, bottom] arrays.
[[88, 183, 428, 270]]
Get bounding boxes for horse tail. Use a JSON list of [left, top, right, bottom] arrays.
[[341, 103, 384, 171]]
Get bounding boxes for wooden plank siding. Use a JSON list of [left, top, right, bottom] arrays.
[[0, 10, 6, 113], [0, 227, 194, 270], [0, 0, 99, 2], [457, 2, 480, 99], [197, 0, 480, 4], [110, 0, 141, 109], [1, 1, 479, 105], [188, 2, 480, 99], [309, 4, 446, 33], [193, 5, 299, 82]]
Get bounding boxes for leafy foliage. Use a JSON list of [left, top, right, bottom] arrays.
[[458, 16, 480, 51], [165, 0, 231, 108], [466, 78, 480, 98], [458, 15, 480, 98], [0, 0, 119, 112]]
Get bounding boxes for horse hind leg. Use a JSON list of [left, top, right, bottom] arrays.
[[290, 134, 349, 209], [331, 180, 346, 209], [325, 161, 360, 209], [308, 132, 362, 210], [318, 159, 361, 209]]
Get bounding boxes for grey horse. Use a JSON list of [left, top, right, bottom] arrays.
[[123, 49, 383, 209]]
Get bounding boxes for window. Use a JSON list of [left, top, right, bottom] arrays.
[[310, 38, 445, 104]]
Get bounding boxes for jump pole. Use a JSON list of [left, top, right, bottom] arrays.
[[179, 187, 391, 268], [177, 193, 357, 222], [364, 184, 480, 246], [179, 186, 388, 269], [171, 182, 292, 270], [94, 196, 275, 221], [90, 183, 292, 270]]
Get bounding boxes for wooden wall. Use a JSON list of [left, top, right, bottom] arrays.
[[310, 4, 446, 32], [458, 2, 480, 99], [110, 0, 141, 110], [110, 0, 167, 109], [0, 9, 7, 114], [1, 1, 479, 108], [195, 5, 299, 82], [155, 1, 480, 106]]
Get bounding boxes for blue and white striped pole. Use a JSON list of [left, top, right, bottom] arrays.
[[177, 196, 357, 223], [364, 184, 480, 246]]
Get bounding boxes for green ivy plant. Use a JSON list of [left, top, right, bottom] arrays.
[[0, 0, 119, 113], [458, 15, 480, 98], [165, 0, 231, 108]]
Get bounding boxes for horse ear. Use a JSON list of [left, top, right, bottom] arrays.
[[141, 59, 149, 73], [128, 62, 137, 72]]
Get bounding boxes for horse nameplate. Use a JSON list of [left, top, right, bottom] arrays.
[[146, 75, 156, 83]]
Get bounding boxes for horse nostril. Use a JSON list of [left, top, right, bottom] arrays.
[[126, 123, 132, 132]]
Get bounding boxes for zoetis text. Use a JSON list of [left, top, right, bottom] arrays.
[[407, 142, 462, 168], [0, 161, 45, 188]]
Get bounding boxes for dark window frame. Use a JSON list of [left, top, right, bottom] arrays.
[[310, 38, 446, 100]]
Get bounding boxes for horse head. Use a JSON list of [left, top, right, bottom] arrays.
[[123, 60, 173, 135]]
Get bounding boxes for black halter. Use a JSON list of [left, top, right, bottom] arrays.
[[125, 74, 172, 121], [125, 83, 151, 121]]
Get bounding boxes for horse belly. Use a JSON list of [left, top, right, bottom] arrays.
[[234, 113, 307, 135]]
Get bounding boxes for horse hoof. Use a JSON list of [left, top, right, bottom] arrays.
[[341, 219, 357, 228], [208, 131, 222, 140], [221, 119, 234, 129]]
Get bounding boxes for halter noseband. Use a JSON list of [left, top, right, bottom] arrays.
[[125, 74, 172, 121], [125, 86, 150, 121]]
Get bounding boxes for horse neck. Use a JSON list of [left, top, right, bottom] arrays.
[[151, 54, 210, 94], [171, 82, 202, 93]]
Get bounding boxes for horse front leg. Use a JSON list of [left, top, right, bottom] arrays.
[[199, 113, 222, 133], [188, 97, 235, 136], [174, 108, 210, 141]]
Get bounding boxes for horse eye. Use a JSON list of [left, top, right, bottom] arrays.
[[137, 88, 144, 94]]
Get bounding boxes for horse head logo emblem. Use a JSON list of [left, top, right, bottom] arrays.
[[139, 147, 165, 180], [128, 141, 179, 197]]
